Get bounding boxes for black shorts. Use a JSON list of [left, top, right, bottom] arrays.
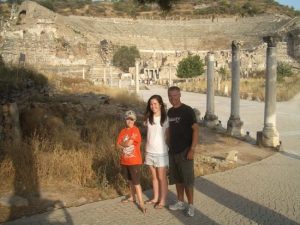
[[121, 165, 141, 185], [168, 149, 194, 187]]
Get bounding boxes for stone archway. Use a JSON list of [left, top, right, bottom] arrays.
[[17, 10, 27, 24]]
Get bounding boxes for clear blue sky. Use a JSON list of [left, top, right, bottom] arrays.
[[276, 0, 300, 10]]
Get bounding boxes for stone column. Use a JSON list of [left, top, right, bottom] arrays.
[[103, 66, 107, 85], [204, 52, 218, 128], [227, 41, 243, 136], [135, 59, 140, 94], [168, 64, 173, 87], [82, 67, 85, 80], [259, 36, 280, 147], [109, 65, 112, 87]]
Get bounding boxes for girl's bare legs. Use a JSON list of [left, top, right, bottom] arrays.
[[128, 181, 136, 201], [134, 184, 146, 213], [149, 166, 159, 202], [157, 167, 168, 206]]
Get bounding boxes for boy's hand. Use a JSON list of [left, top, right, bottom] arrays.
[[123, 145, 134, 155]]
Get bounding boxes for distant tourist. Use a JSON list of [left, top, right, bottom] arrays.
[[116, 110, 146, 214], [167, 86, 199, 217], [144, 95, 169, 209]]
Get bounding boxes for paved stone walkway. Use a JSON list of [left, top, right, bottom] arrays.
[[3, 87, 300, 225]]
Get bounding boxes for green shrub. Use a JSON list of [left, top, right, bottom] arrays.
[[135, 0, 177, 11], [218, 66, 230, 80], [277, 62, 293, 81], [112, 46, 140, 72], [176, 55, 204, 78]]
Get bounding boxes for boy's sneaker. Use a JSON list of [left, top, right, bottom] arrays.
[[169, 201, 185, 211], [186, 204, 195, 217]]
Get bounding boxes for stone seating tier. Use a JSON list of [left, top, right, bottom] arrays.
[[65, 14, 291, 51]]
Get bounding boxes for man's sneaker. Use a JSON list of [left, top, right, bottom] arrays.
[[186, 204, 195, 217], [169, 201, 185, 211]]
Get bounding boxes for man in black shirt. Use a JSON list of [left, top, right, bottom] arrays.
[[167, 86, 199, 217]]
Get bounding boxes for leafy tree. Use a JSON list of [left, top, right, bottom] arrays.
[[277, 62, 293, 81], [112, 46, 140, 72], [176, 55, 204, 78], [135, 0, 179, 11]]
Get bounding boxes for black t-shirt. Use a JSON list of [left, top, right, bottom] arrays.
[[167, 104, 197, 154]]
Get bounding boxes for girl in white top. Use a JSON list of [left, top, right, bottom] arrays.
[[144, 95, 169, 209]]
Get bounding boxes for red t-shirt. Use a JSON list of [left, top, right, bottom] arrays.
[[117, 126, 142, 165]]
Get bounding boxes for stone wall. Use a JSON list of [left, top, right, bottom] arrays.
[[143, 41, 298, 80], [0, 1, 299, 82]]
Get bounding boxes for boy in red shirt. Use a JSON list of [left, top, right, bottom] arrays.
[[116, 110, 146, 214]]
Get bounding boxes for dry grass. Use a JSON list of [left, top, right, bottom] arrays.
[[56, 77, 144, 107], [240, 78, 265, 101], [277, 75, 300, 101], [0, 113, 149, 199], [178, 74, 300, 102], [0, 74, 149, 205]]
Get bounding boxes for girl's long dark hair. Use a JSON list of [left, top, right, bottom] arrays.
[[145, 95, 167, 126]]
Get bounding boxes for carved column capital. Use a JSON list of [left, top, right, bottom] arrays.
[[206, 52, 214, 62], [231, 40, 241, 51]]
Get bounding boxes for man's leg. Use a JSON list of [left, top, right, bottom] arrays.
[[185, 186, 195, 217], [176, 183, 185, 202], [169, 183, 186, 210], [169, 154, 185, 211], [185, 186, 193, 205]]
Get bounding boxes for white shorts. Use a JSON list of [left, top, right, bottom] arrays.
[[144, 153, 169, 167]]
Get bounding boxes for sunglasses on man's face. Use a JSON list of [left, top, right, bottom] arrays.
[[126, 118, 134, 121]]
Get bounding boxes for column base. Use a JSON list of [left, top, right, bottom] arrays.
[[227, 117, 243, 137], [204, 113, 218, 128], [257, 125, 280, 148]]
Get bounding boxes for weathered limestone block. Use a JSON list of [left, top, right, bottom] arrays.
[[193, 108, 201, 123], [262, 125, 280, 148], [226, 150, 238, 162]]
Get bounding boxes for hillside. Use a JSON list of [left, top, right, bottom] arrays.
[[1, 0, 300, 19], [1, 0, 299, 85]]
